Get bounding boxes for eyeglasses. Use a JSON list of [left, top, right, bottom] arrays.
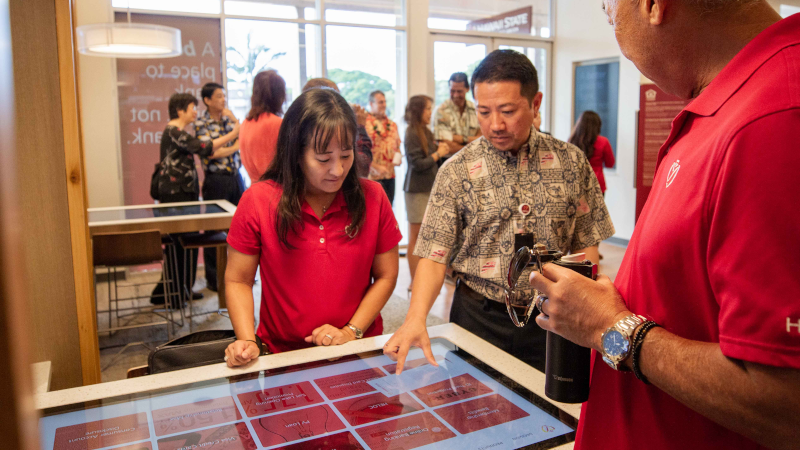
[[505, 244, 563, 327]]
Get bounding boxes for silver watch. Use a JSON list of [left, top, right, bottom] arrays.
[[600, 314, 646, 370], [346, 323, 363, 339]]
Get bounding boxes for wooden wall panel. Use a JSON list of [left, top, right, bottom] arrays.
[[9, 0, 84, 390], [56, 0, 101, 386], [0, 0, 42, 446]]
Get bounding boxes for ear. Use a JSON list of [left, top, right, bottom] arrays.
[[648, 0, 666, 25], [531, 91, 544, 114]]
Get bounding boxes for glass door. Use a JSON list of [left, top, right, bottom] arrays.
[[495, 40, 551, 132], [428, 35, 489, 108]]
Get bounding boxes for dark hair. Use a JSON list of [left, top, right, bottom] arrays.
[[568, 111, 602, 160], [368, 90, 385, 103], [302, 78, 339, 93], [200, 82, 224, 107], [449, 72, 469, 89], [262, 88, 364, 248], [404, 95, 432, 155], [247, 70, 286, 120], [167, 93, 198, 119], [471, 49, 539, 103]]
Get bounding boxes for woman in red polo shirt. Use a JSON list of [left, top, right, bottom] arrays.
[[568, 110, 615, 195], [224, 88, 402, 366]]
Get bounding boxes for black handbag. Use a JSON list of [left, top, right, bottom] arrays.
[[150, 162, 162, 201], [148, 330, 266, 374]]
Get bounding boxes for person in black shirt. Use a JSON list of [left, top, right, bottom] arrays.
[[151, 93, 239, 306]]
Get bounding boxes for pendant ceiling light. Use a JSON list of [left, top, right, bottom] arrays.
[[76, 10, 181, 59]]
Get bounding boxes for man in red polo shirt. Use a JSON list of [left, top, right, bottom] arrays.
[[529, 1, 800, 449]]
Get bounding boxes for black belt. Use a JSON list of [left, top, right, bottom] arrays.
[[455, 278, 507, 313]]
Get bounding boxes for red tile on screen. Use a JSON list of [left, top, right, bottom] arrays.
[[53, 412, 150, 450], [382, 355, 445, 374], [156, 422, 256, 450], [333, 391, 424, 426], [313, 368, 386, 400], [434, 394, 529, 434], [237, 381, 324, 417], [411, 373, 494, 407], [151, 396, 242, 437], [110, 442, 152, 450], [249, 404, 346, 447], [271, 431, 364, 450], [356, 412, 456, 450]]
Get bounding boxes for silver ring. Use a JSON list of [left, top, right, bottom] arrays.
[[324, 334, 333, 342], [536, 294, 548, 314], [224, 355, 228, 362]]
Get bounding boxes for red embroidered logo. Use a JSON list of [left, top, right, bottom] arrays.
[[666, 159, 681, 188], [481, 261, 497, 274], [430, 249, 446, 259], [541, 154, 554, 163], [469, 161, 483, 175]]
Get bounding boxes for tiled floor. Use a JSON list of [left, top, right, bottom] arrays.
[[97, 241, 625, 382]]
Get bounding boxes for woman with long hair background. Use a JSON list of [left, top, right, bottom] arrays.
[[223, 88, 401, 365], [403, 95, 449, 287], [239, 70, 286, 183], [568, 110, 615, 195]]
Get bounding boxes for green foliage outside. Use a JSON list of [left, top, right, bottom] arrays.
[[226, 31, 286, 96], [328, 68, 396, 120]]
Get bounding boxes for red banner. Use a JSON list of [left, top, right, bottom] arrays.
[[115, 13, 222, 206], [635, 84, 690, 221]]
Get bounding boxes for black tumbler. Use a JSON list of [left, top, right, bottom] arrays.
[[543, 255, 596, 404]]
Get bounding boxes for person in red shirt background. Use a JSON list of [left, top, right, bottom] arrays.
[[529, 2, 800, 449], [224, 87, 402, 365], [239, 70, 285, 183], [568, 110, 615, 195]]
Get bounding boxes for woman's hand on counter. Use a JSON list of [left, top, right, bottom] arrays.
[[305, 324, 355, 346], [224, 340, 260, 368]]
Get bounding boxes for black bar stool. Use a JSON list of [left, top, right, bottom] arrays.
[[178, 231, 228, 331]]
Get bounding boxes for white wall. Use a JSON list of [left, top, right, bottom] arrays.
[[75, 0, 124, 207], [552, 0, 640, 241]]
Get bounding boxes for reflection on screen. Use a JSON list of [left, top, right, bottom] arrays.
[[39, 341, 574, 450], [88, 204, 226, 223]]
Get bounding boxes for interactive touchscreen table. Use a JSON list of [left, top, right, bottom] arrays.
[[87, 200, 237, 236], [36, 324, 579, 450]]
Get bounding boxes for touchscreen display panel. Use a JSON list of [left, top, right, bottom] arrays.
[[39, 340, 575, 450], [89, 204, 226, 223]]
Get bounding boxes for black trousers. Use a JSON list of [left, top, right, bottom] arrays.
[[151, 191, 199, 305], [377, 178, 395, 205], [201, 171, 244, 290], [450, 279, 548, 372]]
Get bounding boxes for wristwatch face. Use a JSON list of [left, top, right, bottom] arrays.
[[602, 330, 629, 358]]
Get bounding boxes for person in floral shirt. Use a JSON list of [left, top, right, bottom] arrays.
[[365, 90, 401, 204]]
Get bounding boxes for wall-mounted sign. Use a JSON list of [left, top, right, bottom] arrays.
[[115, 13, 222, 206], [635, 84, 691, 221], [466, 7, 533, 35]]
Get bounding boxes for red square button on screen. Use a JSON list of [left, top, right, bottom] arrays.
[[156, 422, 256, 450], [250, 404, 346, 447], [435, 394, 529, 434], [314, 368, 386, 400], [356, 412, 456, 450], [152, 396, 242, 437], [412, 373, 494, 407], [237, 381, 324, 417], [271, 431, 365, 450], [334, 392, 424, 426], [53, 412, 150, 450]]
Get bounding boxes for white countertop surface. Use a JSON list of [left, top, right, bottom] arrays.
[[36, 323, 579, 449]]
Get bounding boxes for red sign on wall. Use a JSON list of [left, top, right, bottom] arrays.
[[115, 13, 221, 206], [635, 84, 690, 221]]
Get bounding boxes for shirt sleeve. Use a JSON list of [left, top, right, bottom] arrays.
[[373, 184, 403, 254], [405, 130, 437, 171], [413, 164, 460, 264], [226, 188, 262, 256], [601, 138, 616, 168], [709, 110, 800, 369], [570, 145, 615, 252], [433, 105, 452, 141]]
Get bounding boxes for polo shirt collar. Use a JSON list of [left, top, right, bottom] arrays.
[[685, 14, 800, 118], [300, 189, 346, 219]]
